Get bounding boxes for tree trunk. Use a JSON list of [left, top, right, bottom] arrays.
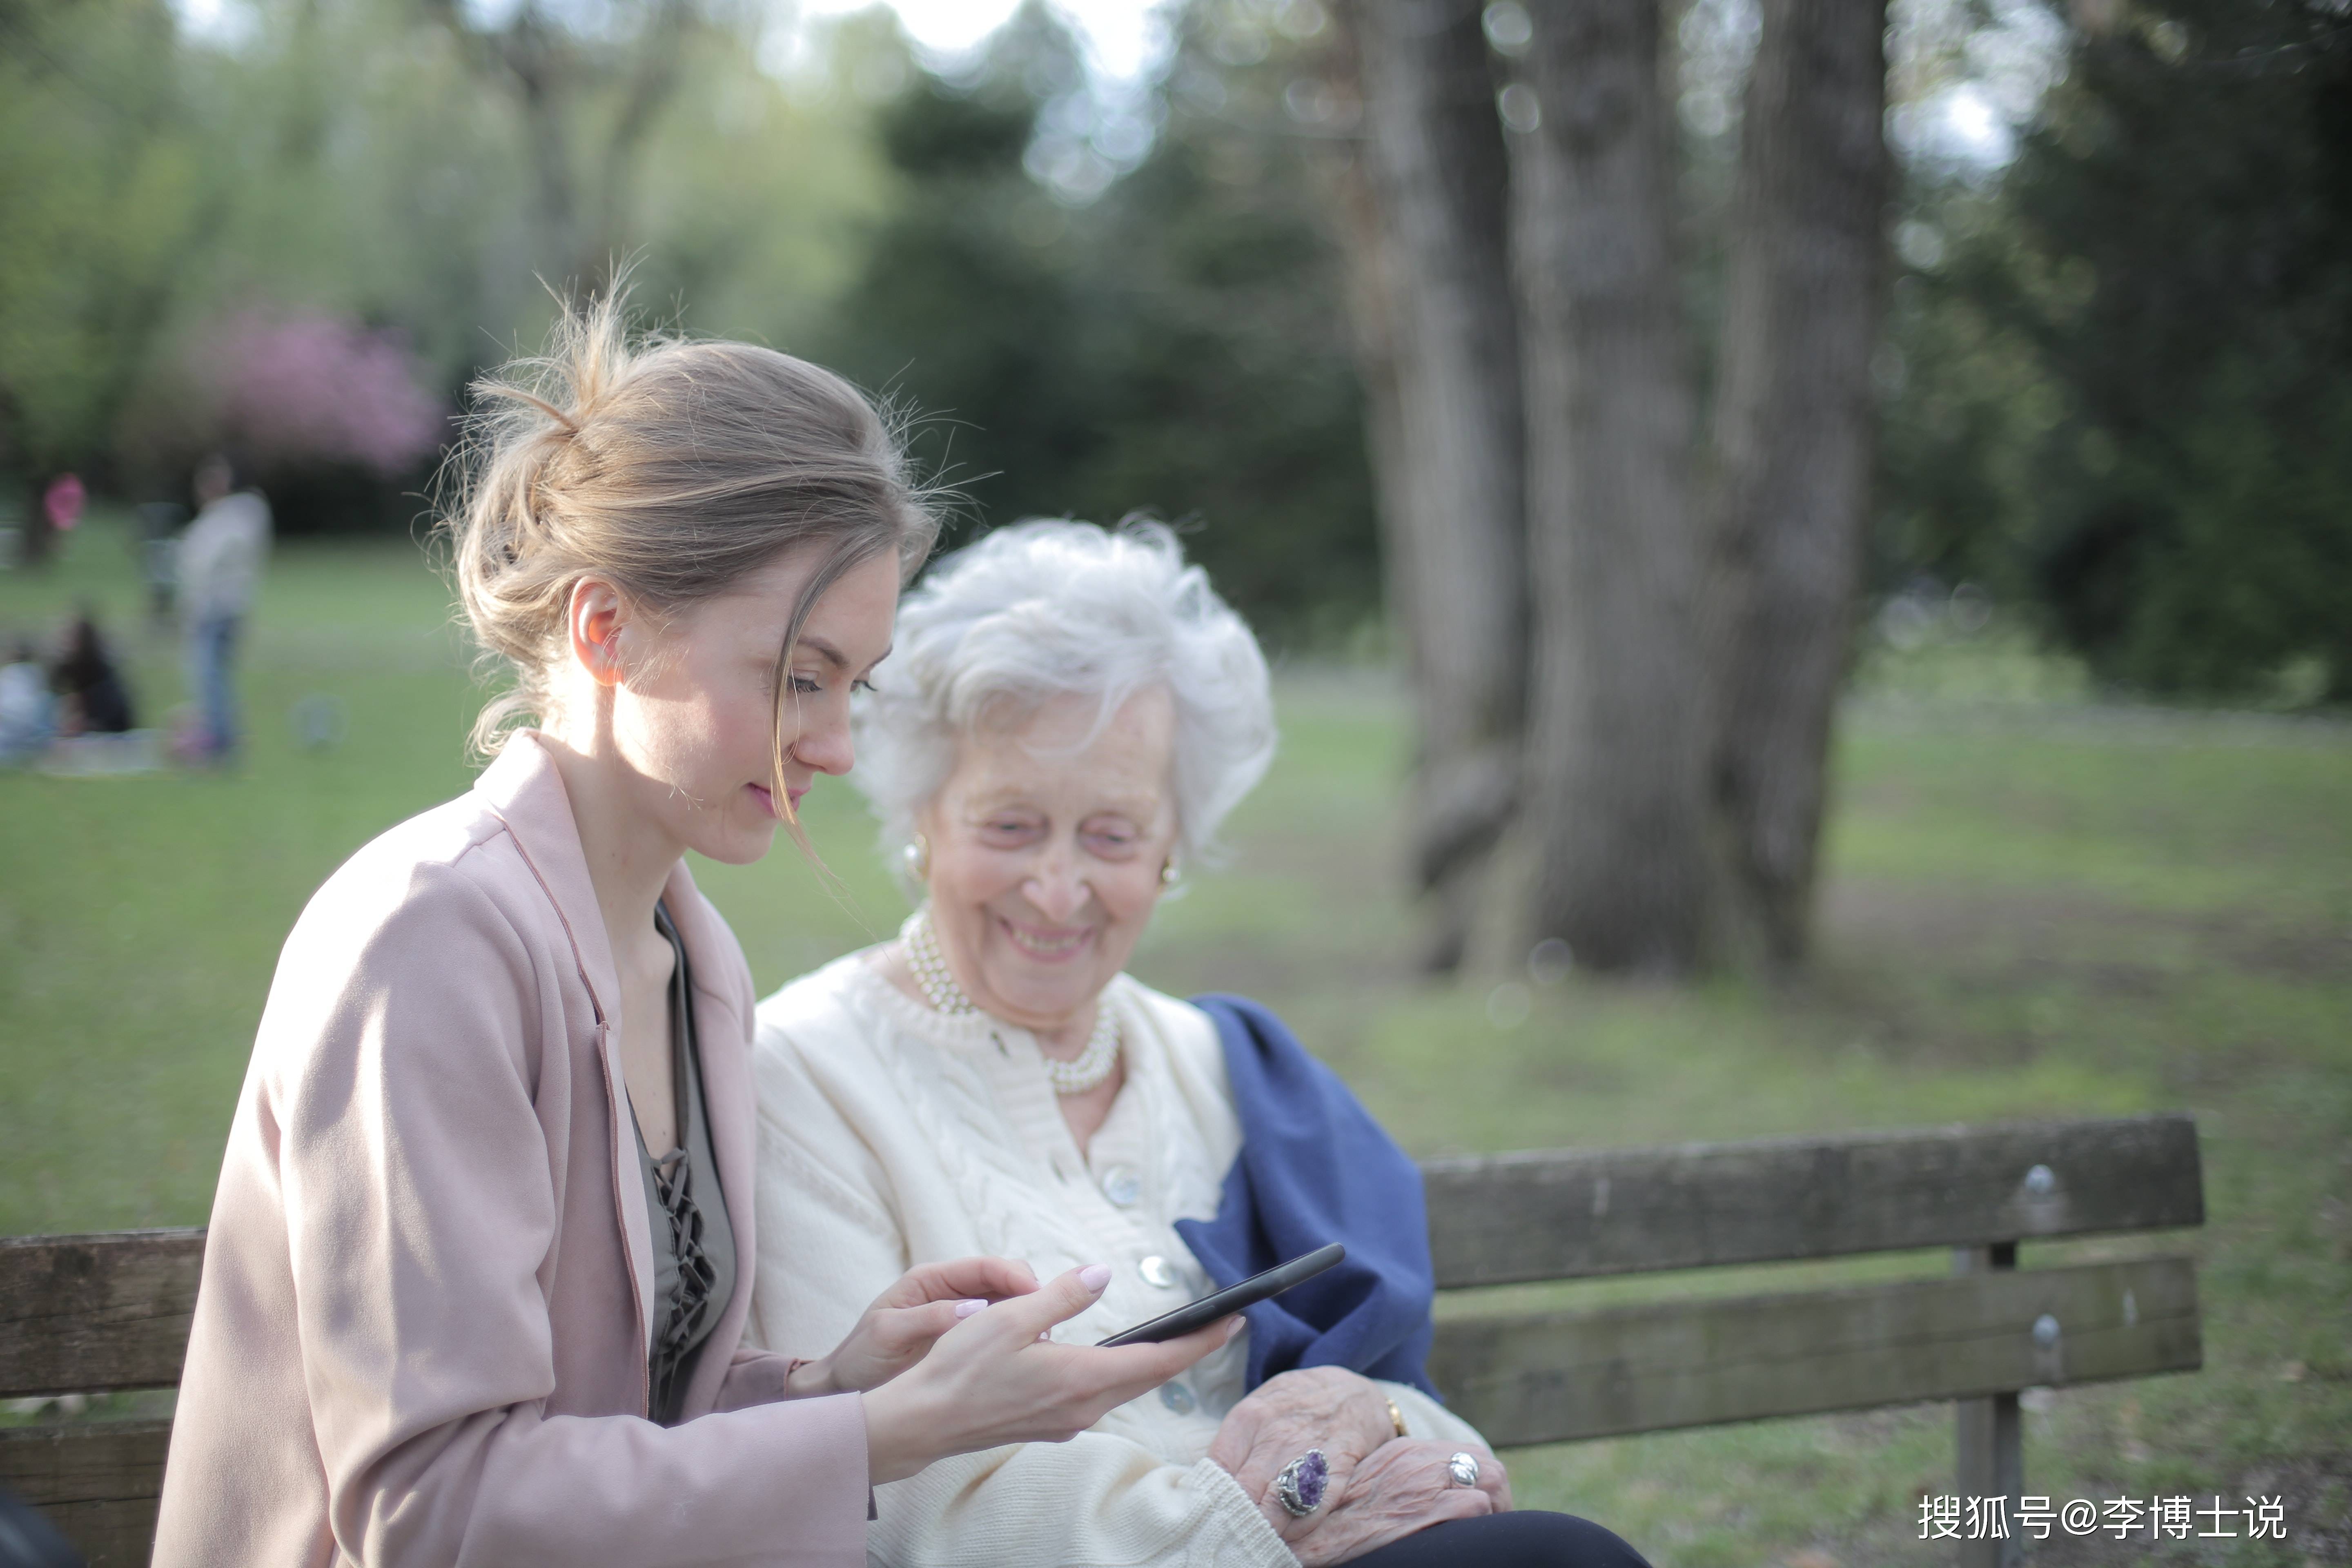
[[1341, 0, 1528, 973], [586, 0, 692, 288], [1705, 0, 1888, 972], [418, 0, 692, 294], [1515, 0, 1712, 974]]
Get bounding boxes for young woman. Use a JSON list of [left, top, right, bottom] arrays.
[[151, 300, 1231, 1568]]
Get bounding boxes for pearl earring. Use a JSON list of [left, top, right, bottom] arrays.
[[902, 834, 931, 881], [1159, 857, 1181, 889]]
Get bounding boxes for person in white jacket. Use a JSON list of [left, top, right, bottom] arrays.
[[749, 522, 1650, 1568], [177, 454, 271, 760]]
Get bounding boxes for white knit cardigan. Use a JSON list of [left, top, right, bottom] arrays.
[[746, 953, 1486, 1568]]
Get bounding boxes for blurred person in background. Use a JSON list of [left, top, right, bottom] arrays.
[[51, 610, 135, 735], [176, 454, 270, 761], [42, 473, 85, 538], [0, 636, 58, 764], [748, 522, 1650, 1568]]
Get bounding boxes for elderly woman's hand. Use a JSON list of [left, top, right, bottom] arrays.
[[1206, 1368, 1403, 1544], [786, 1255, 1041, 1399], [1292, 1440, 1512, 1566]]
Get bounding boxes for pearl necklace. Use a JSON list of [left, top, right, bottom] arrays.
[[901, 907, 1121, 1096]]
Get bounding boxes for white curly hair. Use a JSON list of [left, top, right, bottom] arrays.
[[853, 519, 1276, 888]]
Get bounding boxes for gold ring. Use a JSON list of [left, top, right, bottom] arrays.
[[1385, 1397, 1407, 1439]]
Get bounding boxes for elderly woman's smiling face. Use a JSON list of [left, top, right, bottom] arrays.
[[921, 684, 1179, 1035]]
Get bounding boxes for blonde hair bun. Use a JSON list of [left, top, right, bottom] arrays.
[[439, 289, 942, 767]]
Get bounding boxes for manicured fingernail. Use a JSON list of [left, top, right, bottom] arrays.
[[1225, 1317, 1245, 1341], [954, 1298, 988, 1318], [1079, 1264, 1112, 1292]]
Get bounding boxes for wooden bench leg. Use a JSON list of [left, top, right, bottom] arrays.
[[1955, 1244, 2025, 1568]]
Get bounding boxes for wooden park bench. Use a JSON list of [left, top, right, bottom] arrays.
[[1, 1112, 2202, 1567]]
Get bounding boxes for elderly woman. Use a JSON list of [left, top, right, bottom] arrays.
[[748, 523, 1648, 1568]]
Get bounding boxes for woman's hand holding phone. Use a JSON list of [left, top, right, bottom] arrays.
[[786, 1256, 1043, 1399], [857, 1263, 1239, 1484]]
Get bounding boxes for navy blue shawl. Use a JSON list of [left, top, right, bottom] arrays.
[[1173, 995, 1440, 1398]]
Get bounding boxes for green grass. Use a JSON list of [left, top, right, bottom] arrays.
[[2, 516, 2347, 1564]]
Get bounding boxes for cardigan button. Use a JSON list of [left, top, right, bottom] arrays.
[[1139, 1254, 1178, 1290], [1101, 1167, 1142, 1207], [1158, 1380, 1196, 1415]]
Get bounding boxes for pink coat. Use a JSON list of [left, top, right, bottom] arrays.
[[154, 733, 869, 1567]]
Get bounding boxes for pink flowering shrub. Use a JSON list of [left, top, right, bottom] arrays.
[[203, 311, 445, 475]]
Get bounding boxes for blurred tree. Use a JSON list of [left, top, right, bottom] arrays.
[[413, 0, 697, 294], [1874, 193, 2055, 600], [1071, 2, 1381, 640], [1515, 0, 1713, 974], [5, 0, 883, 534], [1340, 0, 1895, 976], [815, 0, 1381, 645], [813, 9, 1114, 546], [193, 309, 447, 530], [624, 28, 892, 344], [1338, 0, 1526, 973], [1886, 0, 2352, 699], [1704, 0, 1889, 970], [0, 0, 216, 560]]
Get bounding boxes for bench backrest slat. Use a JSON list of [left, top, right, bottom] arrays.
[[1429, 1254, 2201, 1446], [0, 1421, 172, 1566], [0, 1229, 206, 1399], [1421, 1114, 2203, 1288]]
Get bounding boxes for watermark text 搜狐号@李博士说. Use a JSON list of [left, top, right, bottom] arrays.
[[1918, 1494, 2287, 1543]]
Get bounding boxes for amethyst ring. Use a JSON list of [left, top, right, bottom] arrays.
[[1273, 1449, 1329, 1517]]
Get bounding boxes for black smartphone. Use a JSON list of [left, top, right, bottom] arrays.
[[1094, 1243, 1347, 1347]]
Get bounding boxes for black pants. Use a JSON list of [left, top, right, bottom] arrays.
[[1343, 1510, 1652, 1568]]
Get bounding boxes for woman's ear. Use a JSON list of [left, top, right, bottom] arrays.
[[566, 578, 630, 688]]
